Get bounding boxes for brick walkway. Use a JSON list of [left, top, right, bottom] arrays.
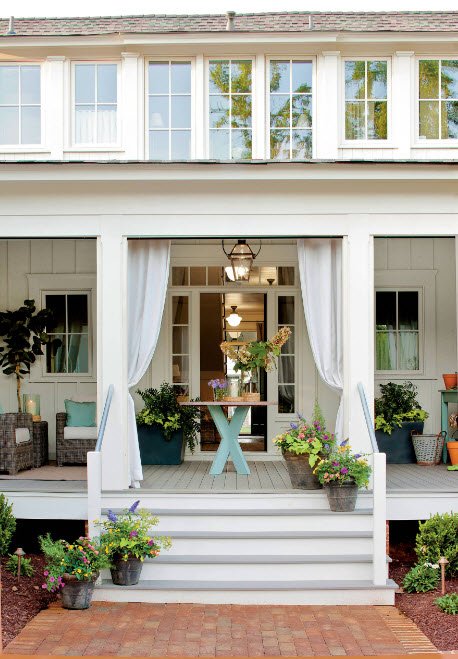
[[5, 601, 437, 657]]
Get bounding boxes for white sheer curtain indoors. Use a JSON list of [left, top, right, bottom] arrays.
[[297, 239, 344, 441], [127, 239, 171, 487]]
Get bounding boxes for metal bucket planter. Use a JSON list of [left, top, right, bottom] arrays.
[[60, 573, 98, 609], [283, 451, 322, 490], [324, 481, 358, 512], [110, 554, 143, 586]]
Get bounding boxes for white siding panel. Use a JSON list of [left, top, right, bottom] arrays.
[[31, 239, 53, 274], [411, 238, 434, 270], [374, 238, 387, 270], [52, 239, 76, 273], [387, 238, 410, 270], [76, 240, 97, 273], [7, 240, 30, 307], [0, 241, 7, 310]]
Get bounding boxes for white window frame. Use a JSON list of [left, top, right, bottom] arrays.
[[414, 56, 458, 147], [341, 56, 391, 147], [205, 56, 256, 160], [71, 60, 121, 149], [265, 56, 316, 160], [276, 291, 297, 415], [0, 62, 43, 150], [27, 274, 97, 382], [170, 292, 191, 400], [374, 270, 437, 379], [145, 57, 195, 160]]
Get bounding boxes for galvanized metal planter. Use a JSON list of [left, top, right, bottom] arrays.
[[110, 554, 143, 585], [60, 573, 98, 609], [282, 451, 322, 490], [324, 481, 358, 512]]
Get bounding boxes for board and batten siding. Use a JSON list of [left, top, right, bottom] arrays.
[[0, 239, 97, 459]]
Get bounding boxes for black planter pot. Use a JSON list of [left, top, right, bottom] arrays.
[[375, 421, 424, 464], [324, 482, 358, 512], [137, 426, 185, 465], [110, 554, 143, 586], [283, 451, 322, 490], [60, 573, 98, 609]]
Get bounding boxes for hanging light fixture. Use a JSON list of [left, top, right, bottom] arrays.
[[222, 239, 261, 282], [226, 306, 242, 327]]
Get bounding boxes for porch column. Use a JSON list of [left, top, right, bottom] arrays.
[[97, 231, 129, 490], [342, 230, 375, 455]]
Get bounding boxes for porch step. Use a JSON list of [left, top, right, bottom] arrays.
[[148, 553, 389, 564], [102, 507, 373, 516], [148, 530, 373, 539]]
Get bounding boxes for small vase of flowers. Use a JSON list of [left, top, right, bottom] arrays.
[[208, 379, 228, 401], [313, 443, 372, 511]]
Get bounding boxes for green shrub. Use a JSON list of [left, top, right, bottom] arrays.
[[435, 593, 458, 615], [415, 512, 458, 576], [5, 553, 34, 577], [0, 493, 16, 555], [374, 381, 428, 434], [403, 563, 440, 593], [39, 533, 65, 568]]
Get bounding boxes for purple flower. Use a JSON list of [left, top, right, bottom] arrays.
[[323, 435, 329, 440], [129, 531, 138, 538], [324, 444, 329, 450], [43, 570, 49, 576], [341, 467, 348, 474], [129, 500, 140, 513], [332, 462, 340, 467], [297, 413, 302, 420], [340, 439, 349, 447], [148, 539, 154, 546], [42, 584, 47, 589], [49, 576, 55, 582], [108, 509, 118, 522], [354, 454, 360, 459], [290, 422, 298, 430]]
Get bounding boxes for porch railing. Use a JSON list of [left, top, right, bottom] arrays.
[[358, 381, 387, 587], [95, 384, 114, 452]]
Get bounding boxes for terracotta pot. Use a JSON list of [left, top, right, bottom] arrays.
[[110, 554, 143, 585], [443, 374, 458, 390], [60, 573, 98, 610], [447, 441, 458, 466], [324, 481, 358, 512], [282, 451, 322, 490]]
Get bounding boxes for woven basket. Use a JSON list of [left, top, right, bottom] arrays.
[[242, 392, 261, 402], [223, 396, 243, 403], [411, 430, 447, 466]]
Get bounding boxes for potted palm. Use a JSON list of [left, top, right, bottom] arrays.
[[375, 381, 428, 463]]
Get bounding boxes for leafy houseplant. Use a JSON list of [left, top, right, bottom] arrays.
[[0, 299, 61, 411], [96, 500, 171, 586], [220, 327, 291, 375], [0, 493, 16, 555], [403, 563, 440, 593], [415, 512, 458, 577]]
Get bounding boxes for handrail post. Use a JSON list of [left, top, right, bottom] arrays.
[[373, 452, 387, 585]]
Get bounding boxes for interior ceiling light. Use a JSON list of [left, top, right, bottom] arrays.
[[222, 239, 261, 282], [226, 306, 242, 327]]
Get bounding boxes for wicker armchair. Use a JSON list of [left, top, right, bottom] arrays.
[[56, 412, 97, 466], [0, 413, 34, 475]]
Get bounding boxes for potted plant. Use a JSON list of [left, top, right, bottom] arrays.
[[313, 443, 372, 512], [273, 402, 335, 489], [374, 381, 428, 463], [443, 372, 458, 390], [96, 500, 171, 586], [40, 533, 109, 610], [208, 379, 228, 401], [136, 382, 201, 465]]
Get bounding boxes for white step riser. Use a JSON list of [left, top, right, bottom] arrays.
[[141, 516, 372, 533], [163, 537, 374, 555]]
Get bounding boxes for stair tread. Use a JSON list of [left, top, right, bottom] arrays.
[[148, 554, 390, 564], [146, 530, 373, 539], [98, 579, 397, 591], [102, 508, 373, 516]]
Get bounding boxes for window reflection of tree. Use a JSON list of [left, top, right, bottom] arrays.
[[345, 61, 387, 140], [419, 60, 458, 139]]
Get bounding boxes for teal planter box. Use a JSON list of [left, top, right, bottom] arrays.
[[137, 426, 185, 465], [375, 421, 424, 464]]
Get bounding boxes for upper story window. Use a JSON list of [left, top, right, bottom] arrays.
[[419, 59, 458, 140], [0, 64, 41, 145], [148, 60, 192, 159], [269, 59, 312, 159], [375, 290, 419, 372], [44, 292, 91, 374], [208, 59, 252, 159], [344, 59, 388, 141], [73, 63, 118, 146]]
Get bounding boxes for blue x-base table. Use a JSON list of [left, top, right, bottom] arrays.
[[181, 401, 277, 475]]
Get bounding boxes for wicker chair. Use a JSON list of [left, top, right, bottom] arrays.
[[0, 413, 34, 475], [56, 395, 97, 466]]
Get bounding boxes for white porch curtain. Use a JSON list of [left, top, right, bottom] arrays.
[[297, 239, 344, 441], [127, 239, 171, 487]]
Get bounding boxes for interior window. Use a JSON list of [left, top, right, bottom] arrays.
[[375, 290, 419, 371], [278, 295, 295, 412], [0, 65, 41, 145], [45, 293, 90, 374], [74, 63, 118, 144]]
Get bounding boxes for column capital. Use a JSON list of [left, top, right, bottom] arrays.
[[395, 51, 415, 58], [46, 55, 66, 62], [322, 50, 341, 57], [121, 51, 140, 59]]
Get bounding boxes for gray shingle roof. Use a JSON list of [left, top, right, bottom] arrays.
[[1, 12, 458, 37]]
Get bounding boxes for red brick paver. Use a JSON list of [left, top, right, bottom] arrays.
[[5, 601, 437, 657]]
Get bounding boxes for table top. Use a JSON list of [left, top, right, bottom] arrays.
[[180, 401, 278, 407]]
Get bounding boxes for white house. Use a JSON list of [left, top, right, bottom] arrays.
[[0, 10, 457, 605]]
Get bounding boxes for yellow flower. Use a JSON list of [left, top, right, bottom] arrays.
[[105, 547, 109, 554], [77, 569, 81, 573]]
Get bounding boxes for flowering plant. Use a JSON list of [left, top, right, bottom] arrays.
[[95, 501, 171, 562], [39, 533, 110, 592], [208, 379, 227, 400], [220, 327, 291, 374], [273, 402, 335, 467], [313, 443, 372, 489]]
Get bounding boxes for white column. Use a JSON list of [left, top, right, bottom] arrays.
[[253, 53, 266, 160], [342, 230, 374, 455], [97, 229, 129, 490], [393, 52, 414, 159], [121, 53, 141, 159], [45, 56, 65, 159], [194, 55, 205, 159], [315, 51, 340, 159]]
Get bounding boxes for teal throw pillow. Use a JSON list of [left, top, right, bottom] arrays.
[[64, 399, 96, 427]]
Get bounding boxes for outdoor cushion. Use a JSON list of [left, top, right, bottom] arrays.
[[63, 426, 98, 440], [64, 399, 96, 427], [15, 428, 30, 444]]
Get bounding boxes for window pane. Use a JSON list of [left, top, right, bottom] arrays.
[[398, 291, 418, 330], [208, 266, 223, 285], [171, 130, 191, 159], [260, 266, 277, 286], [278, 296, 294, 324], [68, 334, 89, 373], [399, 333, 419, 370], [149, 95, 169, 129], [441, 101, 458, 139], [0, 106, 19, 144], [173, 355, 189, 383], [270, 95, 291, 128], [173, 326, 189, 354], [97, 64, 117, 103], [97, 105, 117, 143], [419, 100, 439, 139], [292, 95, 312, 128], [149, 130, 169, 159], [278, 266, 295, 285], [45, 295, 66, 333], [21, 106, 40, 144], [376, 332, 396, 370], [209, 129, 229, 158], [75, 105, 95, 143], [367, 61, 387, 99], [345, 61, 365, 100], [172, 267, 188, 286], [345, 102, 365, 140], [279, 356, 295, 384], [171, 62, 191, 94], [231, 61, 251, 93], [75, 65, 95, 103], [0, 66, 19, 104], [68, 295, 88, 332], [231, 129, 252, 159], [173, 384, 189, 402], [21, 66, 40, 104], [46, 335, 66, 373], [292, 61, 312, 93], [190, 266, 206, 286], [292, 130, 312, 159], [441, 61, 458, 99], [231, 95, 251, 128], [209, 95, 229, 128], [270, 130, 290, 159], [375, 291, 396, 330], [149, 62, 169, 94], [367, 101, 387, 139], [270, 61, 290, 93], [171, 95, 191, 128], [419, 60, 439, 99], [209, 61, 229, 93], [172, 295, 189, 323], [278, 384, 295, 413], [279, 326, 294, 354]]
